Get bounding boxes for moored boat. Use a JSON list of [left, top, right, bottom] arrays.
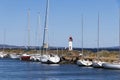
[[77, 59, 92, 67], [102, 10, 120, 70], [0, 52, 7, 58], [40, 54, 49, 63], [9, 53, 20, 59], [40, 54, 60, 64], [102, 62, 120, 69], [76, 14, 92, 67], [20, 54, 31, 61], [92, 13, 105, 68], [92, 60, 105, 68], [48, 54, 60, 64], [30, 54, 41, 62]]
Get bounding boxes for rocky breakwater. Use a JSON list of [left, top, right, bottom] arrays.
[[60, 52, 79, 64]]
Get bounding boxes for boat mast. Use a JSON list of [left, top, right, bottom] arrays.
[[37, 12, 42, 53], [28, 9, 30, 50], [97, 13, 100, 57], [42, 0, 49, 51], [3, 29, 6, 53], [36, 12, 40, 49], [81, 14, 84, 55], [119, 9, 120, 61]]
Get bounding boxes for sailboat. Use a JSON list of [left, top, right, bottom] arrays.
[[0, 29, 7, 58], [30, 13, 41, 62], [20, 53, 31, 61], [76, 14, 92, 66], [48, 54, 60, 64], [9, 53, 20, 59], [102, 10, 120, 69], [20, 9, 31, 61], [92, 13, 105, 68], [40, 0, 60, 64]]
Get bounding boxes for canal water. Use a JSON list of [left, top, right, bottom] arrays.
[[0, 59, 120, 80]]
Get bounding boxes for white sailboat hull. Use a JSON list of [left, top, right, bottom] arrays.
[[77, 60, 92, 67], [48, 55, 60, 64], [40, 54, 60, 64], [9, 54, 20, 59], [92, 61, 105, 68], [30, 54, 41, 62], [0, 54, 4, 58], [0, 52, 7, 58], [102, 63, 120, 69], [40, 55, 49, 63]]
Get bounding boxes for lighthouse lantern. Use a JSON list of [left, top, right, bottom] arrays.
[[68, 37, 73, 51]]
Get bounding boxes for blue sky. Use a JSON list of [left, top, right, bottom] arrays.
[[0, 0, 119, 48]]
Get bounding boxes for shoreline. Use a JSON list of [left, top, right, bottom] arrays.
[[0, 49, 119, 64]]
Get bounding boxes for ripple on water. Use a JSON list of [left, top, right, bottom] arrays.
[[0, 59, 120, 80]]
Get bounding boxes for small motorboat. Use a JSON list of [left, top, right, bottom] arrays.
[[20, 54, 31, 61]]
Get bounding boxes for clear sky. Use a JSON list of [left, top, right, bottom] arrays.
[[0, 0, 119, 48]]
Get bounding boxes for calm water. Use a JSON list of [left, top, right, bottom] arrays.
[[0, 59, 120, 80]]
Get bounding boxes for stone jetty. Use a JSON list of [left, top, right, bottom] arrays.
[[0, 49, 119, 64]]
